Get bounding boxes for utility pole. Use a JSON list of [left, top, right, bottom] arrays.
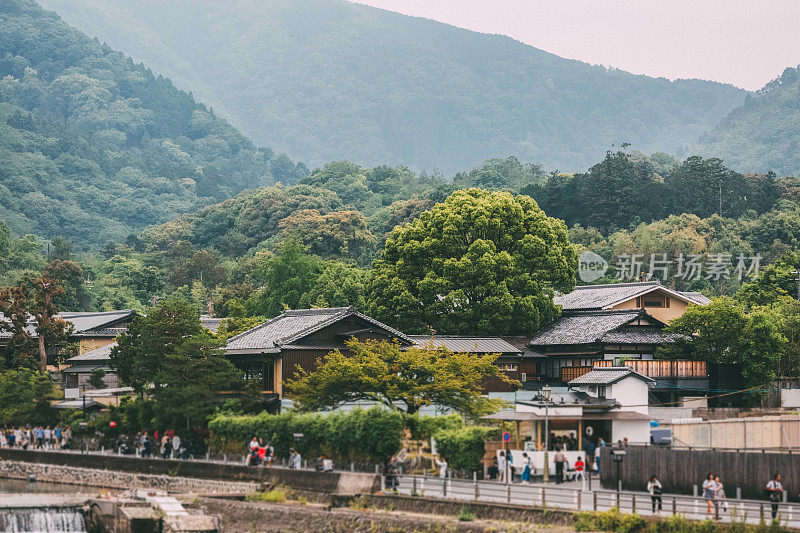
[[793, 271, 800, 301]]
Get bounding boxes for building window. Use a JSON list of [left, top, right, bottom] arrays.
[[238, 360, 274, 391], [637, 294, 669, 308], [598, 385, 606, 399]]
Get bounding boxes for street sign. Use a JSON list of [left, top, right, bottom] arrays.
[[502, 431, 511, 442]]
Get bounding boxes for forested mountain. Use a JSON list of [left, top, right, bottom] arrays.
[[0, 0, 305, 247], [693, 65, 800, 177], [38, 0, 747, 173]]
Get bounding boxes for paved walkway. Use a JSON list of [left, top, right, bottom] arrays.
[[391, 475, 800, 528]]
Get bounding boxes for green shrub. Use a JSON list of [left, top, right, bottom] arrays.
[[406, 413, 464, 441], [458, 506, 475, 522], [246, 489, 286, 502], [432, 425, 497, 471], [208, 406, 403, 462]]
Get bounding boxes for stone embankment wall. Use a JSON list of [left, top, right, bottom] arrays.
[[0, 460, 259, 494], [199, 498, 569, 532], [0, 448, 379, 495]]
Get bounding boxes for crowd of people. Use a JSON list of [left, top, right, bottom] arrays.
[[133, 430, 192, 459], [0, 425, 72, 449]]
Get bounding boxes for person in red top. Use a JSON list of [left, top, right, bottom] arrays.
[[574, 456, 586, 481]]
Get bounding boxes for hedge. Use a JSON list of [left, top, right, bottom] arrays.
[[208, 406, 403, 463], [433, 426, 498, 471]]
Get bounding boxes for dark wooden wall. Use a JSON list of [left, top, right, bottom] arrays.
[[600, 446, 800, 501]]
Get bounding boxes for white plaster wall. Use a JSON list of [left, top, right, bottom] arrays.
[[608, 378, 649, 414], [612, 419, 650, 444]]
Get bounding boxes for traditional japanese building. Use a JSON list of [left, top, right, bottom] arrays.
[[530, 281, 712, 403]]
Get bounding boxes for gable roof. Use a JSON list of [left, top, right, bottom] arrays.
[[0, 309, 136, 339], [225, 306, 412, 353], [554, 282, 710, 311], [408, 336, 522, 354], [568, 366, 655, 385], [529, 309, 665, 347], [67, 342, 117, 363]]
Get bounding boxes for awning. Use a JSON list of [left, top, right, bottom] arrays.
[[482, 411, 652, 421]]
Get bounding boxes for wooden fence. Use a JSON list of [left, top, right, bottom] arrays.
[[599, 445, 800, 501]]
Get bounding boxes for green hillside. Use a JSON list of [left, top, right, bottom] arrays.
[[693, 65, 800, 177], [0, 0, 305, 248], [38, 0, 747, 173]]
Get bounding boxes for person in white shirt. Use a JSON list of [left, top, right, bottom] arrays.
[[497, 451, 507, 483], [434, 457, 448, 492], [647, 476, 663, 514], [766, 473, 784, 519], [702, 473, 717, 518]]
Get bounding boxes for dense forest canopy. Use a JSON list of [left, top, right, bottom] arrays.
[[0, 0, 305, 247], [38, 0, 747, 173], [693, 65, 800, 177]]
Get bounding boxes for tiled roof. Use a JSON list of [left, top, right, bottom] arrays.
[[528, 310, 643, 346], [568, 366, 654, 385], [601, 327, 687, 345], [408, 336, 522, 354], [67, 342, 116, 362], [554, 282, 710, 311], [201, 316, 223, 334], [225, 307, 412, 352], [56, 310, 136, 331], [0, 309, 135, 338]]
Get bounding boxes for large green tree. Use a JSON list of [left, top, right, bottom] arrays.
[[366, 189, 577, 335], [110, 300, 241, 429], [665, 299, 786, 403], [287, 338, 514, 418]]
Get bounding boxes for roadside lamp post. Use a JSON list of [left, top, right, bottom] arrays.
[[542, 385, 552, 483], [612, 449, 626, 493]]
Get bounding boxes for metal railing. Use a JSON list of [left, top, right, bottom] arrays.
[[388, 474, 800, 527]]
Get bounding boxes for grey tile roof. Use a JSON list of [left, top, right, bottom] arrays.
[[0, 310, 135, 338], [66, 342, 116, 362], [528, 310, 642, 346], [225, 307, 412, 352], [601, 327, 687, 345], [408, 336, 522, 354], [568, 366, 655, 385], [554, 282, 710, 311], [201, 316, 223, 334]]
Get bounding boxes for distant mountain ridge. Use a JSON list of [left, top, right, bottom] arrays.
[[0, 0, 305, 247], [38, 0, 747, 173], [693, 65, 800, 177]]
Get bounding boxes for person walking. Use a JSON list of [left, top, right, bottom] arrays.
[[434, 456, 448, 493], [714, 475, 727, 519], [702, 472, 717, 518], [648, 476, 663, 514], [595, 438, 604, 473], [766, 473, 783, 520], [385, 457, 399, 491], [171, 434, 181, 459], [520, 452, 532, 484], [554, 447, 566, 484], [497, 450, 507, 483]]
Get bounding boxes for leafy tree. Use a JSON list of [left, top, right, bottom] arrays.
[[665, 299, 786, 403], [299, 261, 366, 310], [0, 368, 59, 425], [110, 300, 241, 430], [88, 368, 107, 389], [287, 338, 515, 418], [0, 284, 35, 368], [250, 239, 322, 317], [278, 209, 376, 264], [32, 278, 72, 372], [366, 189, 577, 335], [44, 259, 88, 311]]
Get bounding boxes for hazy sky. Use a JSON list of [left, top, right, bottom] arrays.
[[355, 0, 800, 91]]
